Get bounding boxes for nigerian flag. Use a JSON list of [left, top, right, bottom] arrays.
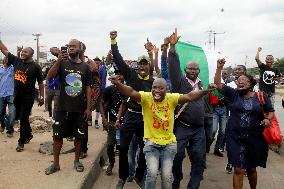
[[175, 41, 219, 88]]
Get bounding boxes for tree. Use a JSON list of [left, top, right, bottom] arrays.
[[273, 57, 284, 74]]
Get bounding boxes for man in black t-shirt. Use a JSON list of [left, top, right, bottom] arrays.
[[110, 31, 154, 188], [100, 71, 125, 176], [255, 47, 281, 105], [45, 39, 92, 175], [0, 40, 44, 152]]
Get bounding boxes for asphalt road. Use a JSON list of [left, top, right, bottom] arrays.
[[93, 94, 284, 189]]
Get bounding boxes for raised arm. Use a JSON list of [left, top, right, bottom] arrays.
[[214, 58, 226, 90], [110, 31, 133, 80], [0, 40, 9, 57], [161, 37, 170, 80], [168, 28, 182, 91], [153, 46, 160, 75], [17, 46, 23, 58], [255, 47, 262, 66], [144, 38, 155, 77], [178, 85, 215, 105], [109, 76, 141, 102], [47, 51, 68, 80]]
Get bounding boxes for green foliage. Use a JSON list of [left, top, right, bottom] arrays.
[[247, 67, 260, 77], [274, 57, 284, 74]]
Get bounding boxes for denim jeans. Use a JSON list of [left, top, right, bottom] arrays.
[[143, 139, 177, 189], [128, 133, 139, 177], [213, 106, 228, 151], [172, 123, 206, 189], [0, 95, 16, 134]]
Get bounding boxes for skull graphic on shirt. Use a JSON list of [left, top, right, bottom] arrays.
[[262, 71, 275, 85]]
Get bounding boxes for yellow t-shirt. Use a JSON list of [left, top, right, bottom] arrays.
[[139, 92, 181, 145]]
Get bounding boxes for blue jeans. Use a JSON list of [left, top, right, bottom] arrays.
[[128, 134, 139, 177], [213, 106, 228, 151], [172, 123, 206, 189], [143, 139, 177, 189], [0, 96, 16, 134]]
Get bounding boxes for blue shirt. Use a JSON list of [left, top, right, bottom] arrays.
[[48, 76, 59, 90], [0, 65, 14, 97]]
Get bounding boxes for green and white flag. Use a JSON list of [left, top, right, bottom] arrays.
[[176, 41, 219, 88]]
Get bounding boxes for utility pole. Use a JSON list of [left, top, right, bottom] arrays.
[[207, 29, 225, 50], [32, 33, 42, 64]]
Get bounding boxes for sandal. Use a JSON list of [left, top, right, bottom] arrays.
[[45, 164, 60, 175], [74, 162, 84, 172]]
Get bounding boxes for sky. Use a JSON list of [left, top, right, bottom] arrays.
[[0, 0, 283, 68]]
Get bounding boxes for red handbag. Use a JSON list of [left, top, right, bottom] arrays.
[[256, 92, 283, 145]]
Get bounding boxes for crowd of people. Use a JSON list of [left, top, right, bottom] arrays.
[[0, 28, 281, 189]]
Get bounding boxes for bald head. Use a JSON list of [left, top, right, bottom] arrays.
[[152, 78, 167, 102], [185, 61, 200, 81], [153, 78, 167, 88]]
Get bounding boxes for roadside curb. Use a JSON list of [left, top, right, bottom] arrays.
[[78, 141, 108, 189]]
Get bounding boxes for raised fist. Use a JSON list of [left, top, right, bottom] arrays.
[[110, 31, 117, 40], [257, 47, 262, 52]]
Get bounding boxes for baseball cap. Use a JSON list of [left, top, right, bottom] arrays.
[[137, 55, 150, 65]]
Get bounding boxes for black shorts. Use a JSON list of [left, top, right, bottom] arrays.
[[53, 111, 87, 139]]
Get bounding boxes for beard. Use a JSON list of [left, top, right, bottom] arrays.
[[69, 52, 79, 58]]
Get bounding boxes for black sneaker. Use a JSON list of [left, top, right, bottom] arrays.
[[16, 143, 24, 152], [105, 164, 113, 175], [214, 149, 224, 157], [225, 163, 233, 174], [116, 179, 125, 189], [24, 135, 33, 144]]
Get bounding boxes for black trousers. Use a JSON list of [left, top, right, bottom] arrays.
[[14, 95, 34, 145], [118, 111, 146, 182]]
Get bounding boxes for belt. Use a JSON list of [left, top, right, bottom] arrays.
[[128, 108, 142, 114]]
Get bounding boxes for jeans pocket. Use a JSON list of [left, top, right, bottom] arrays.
[[166, 142, 177, 155], [143, 139, 156, 153]]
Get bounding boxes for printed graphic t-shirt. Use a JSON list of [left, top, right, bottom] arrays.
[[57, 60, 92, 112], [8, 53, 43, 97], [140, 92, 181, 145], [103, 85, 123, 122], [259, 63, 280, 95]]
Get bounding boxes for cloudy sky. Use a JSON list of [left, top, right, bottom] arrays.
[[0, 0, 283, 68]]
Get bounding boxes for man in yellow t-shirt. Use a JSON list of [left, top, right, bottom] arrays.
[[109, 76, 214, 189]]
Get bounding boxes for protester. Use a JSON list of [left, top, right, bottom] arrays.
[[0, 40, 44, 152], [94, 57, 107, 129], [100, 71, 125, 175], [212, 70, 229, 157], [109, 76, 214, 189], [255, 47, 281, 106], [225, 65, 247, 173], [110, 30, 154, 189], [167, 29, 206, 189], [45, 39, 92, 175], [0, 56, 16, 137], [215, 58, 274, 189]]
